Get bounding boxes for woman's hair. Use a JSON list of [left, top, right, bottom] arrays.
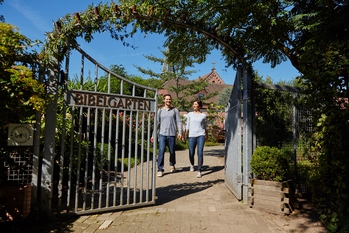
[[194, 100, 203, 108]]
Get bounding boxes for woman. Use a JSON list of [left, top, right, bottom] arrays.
[[184, 100, 207, 178]]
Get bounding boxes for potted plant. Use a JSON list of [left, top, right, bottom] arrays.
[[249, 146, 295, 214]]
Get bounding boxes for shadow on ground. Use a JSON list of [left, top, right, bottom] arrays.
[[203, 149, 225, 157], [155, 164, 224, 205], [156, 178, 225, 205]]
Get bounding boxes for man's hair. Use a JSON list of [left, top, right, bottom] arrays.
[[163, 94, 172, 99]]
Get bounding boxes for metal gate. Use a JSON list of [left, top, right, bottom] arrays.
[[225, 66, 243, 200], [48, 47, 158, 216], [225, 64, 309, 203], [224, 65, 253, 201]]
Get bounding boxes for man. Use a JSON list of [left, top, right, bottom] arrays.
[[151, 94, 182, 177]]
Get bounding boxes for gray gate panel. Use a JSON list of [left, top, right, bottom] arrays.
[[55, 47, 158, 216], [225, 66, 242, 200]]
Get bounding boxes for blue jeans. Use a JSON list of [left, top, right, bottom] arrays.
[[158, 134, 176, 172], [188, 135, 205, 171]]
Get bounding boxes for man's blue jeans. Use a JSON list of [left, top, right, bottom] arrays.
[[158, 134, 176, 172], [188, 135, 205, 171]]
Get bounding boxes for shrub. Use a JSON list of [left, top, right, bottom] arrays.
[[204, 141, 221, 147], [175, 139, 188, 150], [251, 146, 290, 182]]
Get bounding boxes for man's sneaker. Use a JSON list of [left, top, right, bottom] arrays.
[[157, 171, 163, 177], [190, 165, 194, 172], [170, 166, 176, 172], [197, 171, 202, 178]]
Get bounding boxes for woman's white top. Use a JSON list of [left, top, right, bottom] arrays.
[[185, 112, 207, 137]]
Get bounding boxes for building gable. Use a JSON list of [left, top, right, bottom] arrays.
[[159, 64, 233, 108]]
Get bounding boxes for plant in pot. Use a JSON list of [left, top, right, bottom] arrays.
[[250, 146, 290, 182], [249, 146, 295, 214]]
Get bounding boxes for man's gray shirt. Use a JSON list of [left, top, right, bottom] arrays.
[[156, 107, 182, 136]]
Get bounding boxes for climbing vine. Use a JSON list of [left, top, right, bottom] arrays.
[[41, 1, 246, 69]]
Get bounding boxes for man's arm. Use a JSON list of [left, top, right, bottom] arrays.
[[150, 109, 160, 143], [175, 108, 182, 139]]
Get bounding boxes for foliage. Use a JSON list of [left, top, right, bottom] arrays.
[[175, 139, 187, 151], [175, 140, 221, 150], [251, 146, 290, 182], [134, 49, 217, 111], [305, 114, 349, 233], [293, 2, 349, 231], [206, 103, 225, 143], [254, 76, 295, 147], [98, 64, 150, 96], [217, 87, 232, 106], [0, 23, 45, 128], [54, 105, 146, 181], [204, 141, 222, 147]]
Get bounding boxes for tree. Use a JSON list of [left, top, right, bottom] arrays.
[[217, 87, 232, 106], [134, 49, 215, 111], [0, 23, 45, 128], [97, 64, 156, 98]]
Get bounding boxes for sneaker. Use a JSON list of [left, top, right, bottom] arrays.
[[197, 171, 202, 178], [157, 171, 163, 177], [190, 165, 194, 172], [170, 166, 176, 172]]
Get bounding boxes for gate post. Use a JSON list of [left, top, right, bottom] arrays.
[[242, 67, 253, 202], [40, 59, 59, 219], [31, 63, 45, 216]]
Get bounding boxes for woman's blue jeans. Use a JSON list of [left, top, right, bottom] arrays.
[[158, 134, 176, 172], [188, 135, 205, 171]]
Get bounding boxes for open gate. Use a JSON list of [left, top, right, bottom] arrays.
[[48, 47, 158, 216], [224, 65, 253, 201], [225, 66, 243, 200]]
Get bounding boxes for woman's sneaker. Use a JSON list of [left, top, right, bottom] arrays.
[[190, 165, 194, 172], [170, 166, 176, 172], [197, 171, 202, 178]]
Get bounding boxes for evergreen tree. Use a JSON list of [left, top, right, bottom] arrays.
[[134, 49, 216, 111]]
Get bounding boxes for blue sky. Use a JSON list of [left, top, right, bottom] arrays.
[[2, 0, 300, 84]]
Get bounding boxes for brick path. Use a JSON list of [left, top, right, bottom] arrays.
[[15, 145, 326, 233]]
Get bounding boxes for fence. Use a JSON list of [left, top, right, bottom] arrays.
[[253, 82, 313, 184]]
